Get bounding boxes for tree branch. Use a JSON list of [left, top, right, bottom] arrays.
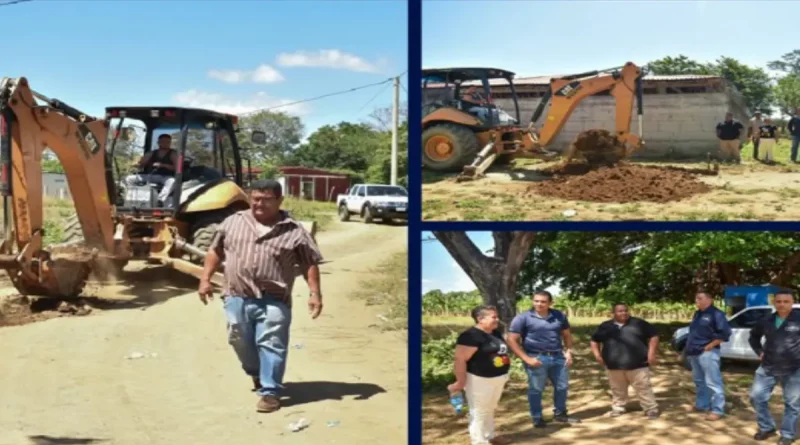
[[432, 232, 499, 285]]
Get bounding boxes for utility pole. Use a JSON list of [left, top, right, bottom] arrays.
[[391, 76, 399, 186]]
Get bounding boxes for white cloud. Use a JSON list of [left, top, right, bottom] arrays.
[[276, 49, 385, 73], [449, 259, 477, 292], [172, 90, 309, 116], [207, 64, 284, 84]]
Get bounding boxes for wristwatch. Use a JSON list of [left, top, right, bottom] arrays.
[[309, 291, 321, 298]]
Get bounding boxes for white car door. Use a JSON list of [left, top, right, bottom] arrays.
[[725, 308, 773, 359], [348, 185, 364, 213]]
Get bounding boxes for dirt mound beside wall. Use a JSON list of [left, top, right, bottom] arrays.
[[527, 164, 713, 203]]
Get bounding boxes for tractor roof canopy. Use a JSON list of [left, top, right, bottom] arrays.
[[104, 107, 239, 125], [422, 67, 516, 84]]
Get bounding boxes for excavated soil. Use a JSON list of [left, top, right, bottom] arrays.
[[522, 129, 717, 203], [0, 294, 93, 327], [527, 163, 714, 203], [567, 128, 627, 165]]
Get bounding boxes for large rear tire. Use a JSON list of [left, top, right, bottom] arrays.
[[62, 214, 82, 245], [189, 211, 235, 263], [422, 123, 479, 172]]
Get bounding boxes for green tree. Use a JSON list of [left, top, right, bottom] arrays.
[[41, 150, 64, 173], [289, 122, 382, 174], [648, 54, 774, 113], [768, 49, 800, 76], [774, 74, 800, 116], [364, 121, 409, 186], [517, 232, 800, 305], [647, 55, 714, 75], [715, 56, 774, 114], [239, 110, 304, 164]]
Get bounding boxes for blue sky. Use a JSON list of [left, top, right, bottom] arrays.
[[422, 231, 494, 294], [423, 0, 799, 77], [1, 0, 407, 137], [422, 231, 562, 296]]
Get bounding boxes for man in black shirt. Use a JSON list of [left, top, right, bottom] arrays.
[[124, 134, 179, 206], [716, 112, 744, 163], [748, 291, 800, 444], [590, 302, 660, 419], [788, 108, 800, 162]]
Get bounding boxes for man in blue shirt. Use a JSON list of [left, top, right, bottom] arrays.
[[685, 291, 732, 421], [507, 290, 580, 428], [788, 108, 800, 163], [748, 290, 800, 445]]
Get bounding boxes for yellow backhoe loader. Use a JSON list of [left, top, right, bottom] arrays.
[[0, 76, 315, 298], [421, 62, 646, 180]]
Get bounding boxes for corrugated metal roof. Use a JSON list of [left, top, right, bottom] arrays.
[[643, 74, 719, 80], [426, 73, 721, 88]]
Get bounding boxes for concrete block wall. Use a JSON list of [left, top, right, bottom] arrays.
[[496, 92, 746, 160]]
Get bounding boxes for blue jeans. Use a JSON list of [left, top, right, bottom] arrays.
[[792, 135, 800, 162], [687, 349, 725, 415], [523, 353, 568, 422], [223, 295, 292, 397], [750, 366, 800, 440]]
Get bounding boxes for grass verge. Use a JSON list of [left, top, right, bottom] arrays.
[[352, 250, 408, 335]]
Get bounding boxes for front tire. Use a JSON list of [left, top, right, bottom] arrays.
[[422, 123, 480, 172], [363, 205, 374, 224], [338, 204, 351, 222]]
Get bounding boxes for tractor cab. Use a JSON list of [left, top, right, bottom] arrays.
[[422, 67, 521, 128], [104, 107, 265, 216]]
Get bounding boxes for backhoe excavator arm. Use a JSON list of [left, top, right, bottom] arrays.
[[528, 62, 645, 154], [0, 77, 115, 297]]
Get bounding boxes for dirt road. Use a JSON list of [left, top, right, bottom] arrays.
[[424, 345, 781, 445], [0, 220, 407, 445]]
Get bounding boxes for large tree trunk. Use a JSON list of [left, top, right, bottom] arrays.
[[431, 231, 536, 328]]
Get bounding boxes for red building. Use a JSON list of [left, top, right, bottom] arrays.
[[276, 166, 351, 202]]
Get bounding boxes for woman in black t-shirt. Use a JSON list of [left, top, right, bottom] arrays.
[[448, 305, 511, 445]]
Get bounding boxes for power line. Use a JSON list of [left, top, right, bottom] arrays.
[[357, 82, 393, 114], [240, 71, 406, 116], [399, 80, 408, 94]]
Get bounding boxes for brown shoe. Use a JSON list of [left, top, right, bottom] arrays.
[[256, 395, 280, 413], [490, 436, 511, 445], [705, 413, 722, 421]]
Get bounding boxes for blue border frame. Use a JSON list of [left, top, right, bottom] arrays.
[[407, 1, 800, 443], [407, 1, 422, 444]]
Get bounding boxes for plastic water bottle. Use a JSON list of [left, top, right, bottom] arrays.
[[449, 392, 466, 415]]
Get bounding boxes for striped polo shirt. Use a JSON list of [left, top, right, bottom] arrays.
[[210, 209, 323, 306]]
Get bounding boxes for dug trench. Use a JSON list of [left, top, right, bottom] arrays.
[[527, 129, 717, 204]]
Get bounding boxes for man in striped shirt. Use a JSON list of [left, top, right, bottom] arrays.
[[198, 179, 323, 413]]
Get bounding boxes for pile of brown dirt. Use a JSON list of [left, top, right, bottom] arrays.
[[0, 294, 93, 327], [526, 164, 713, 203], [566, 129, 627, 165]]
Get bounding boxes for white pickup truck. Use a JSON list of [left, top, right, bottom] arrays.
[[671, 304, 800, 368], [337, 183, 408, 224]]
